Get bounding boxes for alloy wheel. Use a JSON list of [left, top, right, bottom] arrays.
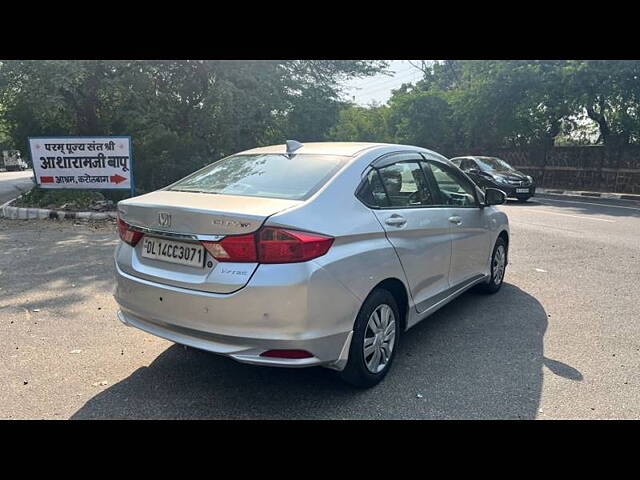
[[493, 245, 506, 285], [363, 304, 396, 373]]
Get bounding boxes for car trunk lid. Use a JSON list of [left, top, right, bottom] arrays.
[[116, 190, 301, 293]]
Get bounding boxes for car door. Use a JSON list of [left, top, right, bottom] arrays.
[[361, 152, 453, 314], [422, 157, 492, 287]]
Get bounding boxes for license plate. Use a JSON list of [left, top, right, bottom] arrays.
[[516, 188, 530, 193], [141, 237, 205, 268]]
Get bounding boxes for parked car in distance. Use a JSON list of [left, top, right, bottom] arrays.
[[1, 150, 28, 171], [450, 155, 536, 202], [114, 141, 510, 387]]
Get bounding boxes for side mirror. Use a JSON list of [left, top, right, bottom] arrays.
[[484, 188, 506, 206], [468, 168, 480, 175]]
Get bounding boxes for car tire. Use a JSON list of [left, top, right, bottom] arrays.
[[338, 288, 401, 388], [476, 237, 507, 294]]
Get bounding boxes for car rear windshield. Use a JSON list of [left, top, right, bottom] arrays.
[[168, 153, 349, 200]]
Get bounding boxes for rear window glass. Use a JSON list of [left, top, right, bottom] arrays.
[[168, 153, 349, 200]]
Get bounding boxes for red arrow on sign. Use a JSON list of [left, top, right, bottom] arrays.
[[40, 176, 54, 183], [110, 174, 127, 184]]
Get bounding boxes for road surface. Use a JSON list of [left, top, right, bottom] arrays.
[[0, 170, 34, 205], [1, 194, 638, 419]]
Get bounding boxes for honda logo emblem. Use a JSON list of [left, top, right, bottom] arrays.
[[158, 212, 171, 227]]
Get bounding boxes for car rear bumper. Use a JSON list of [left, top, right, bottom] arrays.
[[113, 262, 360, 370]]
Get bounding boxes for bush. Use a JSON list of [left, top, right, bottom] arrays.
[[13, 186, 116, 211]]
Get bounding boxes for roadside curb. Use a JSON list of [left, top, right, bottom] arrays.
[[1, 198, 116, 221], [536, 188, 640, 202]]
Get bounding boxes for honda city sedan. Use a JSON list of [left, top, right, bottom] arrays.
[[114, 142, 509, 387]]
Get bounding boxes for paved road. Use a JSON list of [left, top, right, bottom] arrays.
[[0, 170, 34, 205], [1, 194, 638, 419]]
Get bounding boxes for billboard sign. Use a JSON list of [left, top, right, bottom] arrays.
[[28, 136, 134, 192]]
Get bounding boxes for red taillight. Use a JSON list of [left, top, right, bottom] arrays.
[[117, 217, 144, 247], [201, 227, 333, 264], [201, 233, 257, 262], [257, 227, 333, 263], [260, 349, 314, 359]]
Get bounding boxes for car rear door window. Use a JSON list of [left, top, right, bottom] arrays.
[[357, 161, 435, 208], [376, 161, 434, 207], [357, 169, 391, 207]]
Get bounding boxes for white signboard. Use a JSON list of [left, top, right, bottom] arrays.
[[28, 136, 133, 191]]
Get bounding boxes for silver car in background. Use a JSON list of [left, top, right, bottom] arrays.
[[114, 141, 509, 387]]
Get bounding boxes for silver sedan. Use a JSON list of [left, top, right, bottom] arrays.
[[114, 141, 509, 387]]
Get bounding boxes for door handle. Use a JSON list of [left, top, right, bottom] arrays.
[[385, 214, 407, 227], [448, 216, 462, 225]]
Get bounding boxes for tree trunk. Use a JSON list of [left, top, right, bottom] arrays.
[[76, 61, 102, 135], [541, 120, 561, 148]]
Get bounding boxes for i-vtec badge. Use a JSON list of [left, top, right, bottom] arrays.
[[158, 212, 171, 227], [212, 219, 251, 228]]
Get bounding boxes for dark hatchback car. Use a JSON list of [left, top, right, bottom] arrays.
[[450, 156, 536, 202]]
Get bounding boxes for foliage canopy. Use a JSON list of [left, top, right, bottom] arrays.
[[1, 59, 638, 193]]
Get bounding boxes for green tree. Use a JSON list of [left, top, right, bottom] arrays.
[[387, 89, 454, 151], [327, 104, 392, 142], [0, 60, 387, 191], [275, 60, 389, 142], [564, 60, 640, 145], [394, 60, 578, 150]]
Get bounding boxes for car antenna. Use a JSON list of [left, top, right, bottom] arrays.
[[285, 140, 303, 157]]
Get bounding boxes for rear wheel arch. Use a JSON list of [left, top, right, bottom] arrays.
[[340, 284, 403, 387], [366, 278, 409, 333]]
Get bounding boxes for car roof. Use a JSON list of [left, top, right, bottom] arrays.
[[239, 142, 405, 157]]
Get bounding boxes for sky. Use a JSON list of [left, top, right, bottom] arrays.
[[342, 60, 428, 106]]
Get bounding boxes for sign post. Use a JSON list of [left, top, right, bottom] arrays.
[[28, 136, 135, 194]]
